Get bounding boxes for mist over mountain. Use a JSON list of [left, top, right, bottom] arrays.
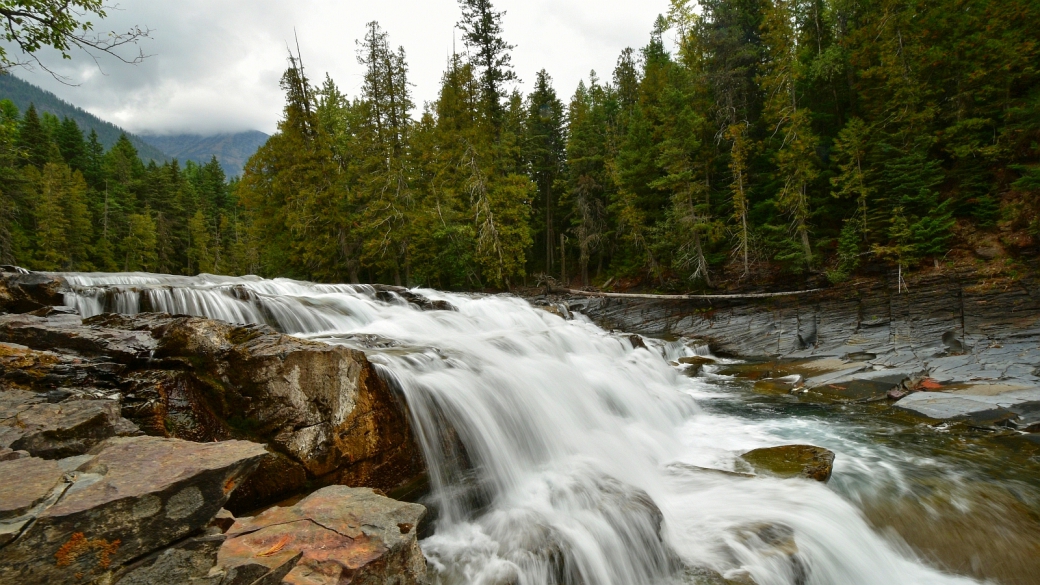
[[140, 131, 269, 178], [0, 74, 170, 164]]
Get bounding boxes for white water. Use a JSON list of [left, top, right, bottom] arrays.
[[61, 273, 980, 585]]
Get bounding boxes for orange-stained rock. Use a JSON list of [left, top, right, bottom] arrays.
[[0, 436, 267, 584], [215, 486, 428, 585]]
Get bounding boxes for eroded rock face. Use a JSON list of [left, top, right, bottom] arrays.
[[739, 445, 835, 482], [0, 436, 266, 584], [0, 272, 68, 314], [214, 486, 428, 585], [0, 309, 426, 512]]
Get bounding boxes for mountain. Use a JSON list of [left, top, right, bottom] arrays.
[[0, 74, 170, 164], [140, 131, 269, 178]]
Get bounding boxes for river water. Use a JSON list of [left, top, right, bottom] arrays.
[[59, 273, 1040, 585]]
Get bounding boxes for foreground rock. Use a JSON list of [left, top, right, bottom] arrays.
[[739, 445, 835, 482], [0, 310, 425, 512], [214, 486, 428, 585], [0, 435, 266, 584]]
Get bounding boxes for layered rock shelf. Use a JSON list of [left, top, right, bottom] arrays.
[[567, 270, 1040, 425], [0, 271, 429, 585]]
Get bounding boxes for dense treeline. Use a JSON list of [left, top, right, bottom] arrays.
[[5, 0, 1039, 288], [238, 0, 1040, 290], [0, 99, 252, 274]]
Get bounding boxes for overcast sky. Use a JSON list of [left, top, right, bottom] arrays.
[[6, 0, 673, 136]]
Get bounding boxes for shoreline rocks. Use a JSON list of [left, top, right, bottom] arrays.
[[568, 270, 1040, 424]]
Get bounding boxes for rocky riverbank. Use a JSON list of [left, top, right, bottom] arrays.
[[0, 271, 429, 584], [557, 269, 1040, 428]]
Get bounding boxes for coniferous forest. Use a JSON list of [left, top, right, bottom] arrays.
[[2, 0, 1038, 290]]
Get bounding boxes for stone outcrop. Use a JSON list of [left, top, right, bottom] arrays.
[[0, 436, 267, 584], [214, 486, 428, 585], [0, 309, 426, 513], [739, 446, 835, 482], [0, 272, 68, 314], [569, 270, 1040, 423]]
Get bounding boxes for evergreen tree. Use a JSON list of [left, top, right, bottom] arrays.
[[525, 70, 566, 275], [457, 0, 516, 128], [16, 105, 54, 168]]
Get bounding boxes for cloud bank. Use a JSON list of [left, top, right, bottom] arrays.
[[5, 0, 671, 135]]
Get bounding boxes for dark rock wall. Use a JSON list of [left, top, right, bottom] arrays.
[[573, 271, 1040, 360]]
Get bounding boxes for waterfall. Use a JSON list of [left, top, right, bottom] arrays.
[[60, 272, 978, 585]]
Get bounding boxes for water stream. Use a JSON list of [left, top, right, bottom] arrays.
[[58, 273, 1040, 585]]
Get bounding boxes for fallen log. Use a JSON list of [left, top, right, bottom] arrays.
[[564, 288, 824, 300]]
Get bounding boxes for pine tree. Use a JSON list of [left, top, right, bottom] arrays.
[[525, 70, 566, 275], [457, 0, 516, 129], [760, 0, 819, 268], [122, 212, 158, 272], [187, 209, 215, 274], [55, 117, 86, 171], [16, 105, 55, 168]]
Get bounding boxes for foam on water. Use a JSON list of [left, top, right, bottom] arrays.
[[61, 273, 979, 585]]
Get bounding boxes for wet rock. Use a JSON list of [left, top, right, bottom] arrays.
[[630, 334, 648, 350], [887, 388, 910, 400], [0, 313, 158, 364], [679, 356, 716, 366], [0, 272, 67, 314], [214, 486, 427, 585], [373, 285, 457, 312], [739, 445, 835, 482], [731, 523, 807, 585], [0, 395, 140, 459], [0, 311, 427, 512], [754, 375, 803, 395], [812, 372, 913, 403], [894, 392, 1019, 425], [0, 435, 267, 584], [571, 269, 1040, 398]]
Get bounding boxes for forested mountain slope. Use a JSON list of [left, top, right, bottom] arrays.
[[0, 74, 169, 163], [141, 131, 269, 178]]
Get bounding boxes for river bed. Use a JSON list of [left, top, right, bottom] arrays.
[[61, 274, 1040, 585]]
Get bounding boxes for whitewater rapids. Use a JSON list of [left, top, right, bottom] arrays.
[[62, 273, 980, 585]]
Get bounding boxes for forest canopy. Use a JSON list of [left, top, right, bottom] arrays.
[[3, 0, 1038, 290]]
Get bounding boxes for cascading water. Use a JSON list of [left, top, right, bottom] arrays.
[[60, 272, 984, 585]]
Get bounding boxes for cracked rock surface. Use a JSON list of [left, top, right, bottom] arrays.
[[0, 436, 266, 584], [214, 485, 428, 585]]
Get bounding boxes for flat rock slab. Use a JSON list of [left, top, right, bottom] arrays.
[[0, 456, 64, 520], [216, 486, 427, 585], [739, 445, 835, 482], [893, 392, 1017, 425], [0, 435, 267, 584]]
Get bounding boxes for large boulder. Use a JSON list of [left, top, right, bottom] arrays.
[[0, 312, 426, 512], [0, 272, 67, 314], [0, 436, 267, 584], [214, 486, 428, 585], [739, 445, 835, 482]]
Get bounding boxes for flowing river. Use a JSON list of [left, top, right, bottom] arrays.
[[59, 273, 1040, 585]]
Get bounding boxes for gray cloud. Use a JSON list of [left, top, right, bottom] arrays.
[[6, 0, 671, 135]]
